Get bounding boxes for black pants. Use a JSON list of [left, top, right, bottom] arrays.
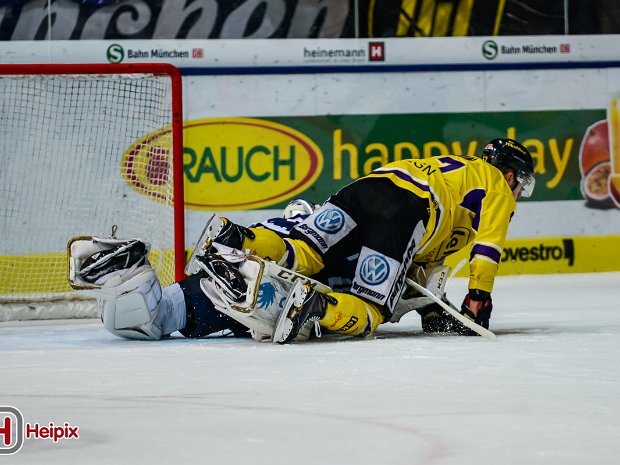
[[290, 177, 430, 319], [178, 273, 250, 338]]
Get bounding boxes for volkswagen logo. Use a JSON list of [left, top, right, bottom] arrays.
[[359, 255, 390, 285], [314, 209, 345, 233]]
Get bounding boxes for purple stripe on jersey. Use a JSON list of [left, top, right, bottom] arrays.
[[460, 189, 486, 231], [470, 244, 501, 264], [284, 240, 296, 269], [375, 168, 430, 192]]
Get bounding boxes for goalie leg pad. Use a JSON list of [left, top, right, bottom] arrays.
[[98, 266, 164, 341], [104, 292, 160, 340], [197, 251, 326, 342]]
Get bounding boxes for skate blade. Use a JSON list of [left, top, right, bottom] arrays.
[[272, 281, 308, 344], [185, 214, 223, 275]]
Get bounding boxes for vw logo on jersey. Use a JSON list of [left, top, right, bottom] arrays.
[[314, 209, 345, 233], [359, 255, 390, 285]]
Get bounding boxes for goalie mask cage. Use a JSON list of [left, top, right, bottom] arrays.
[[0, 63, 185, 309]]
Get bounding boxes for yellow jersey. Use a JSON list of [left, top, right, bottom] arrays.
[[363, 155, 516, 293]]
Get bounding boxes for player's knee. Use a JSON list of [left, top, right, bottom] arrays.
[[320, 293, 382, 337]]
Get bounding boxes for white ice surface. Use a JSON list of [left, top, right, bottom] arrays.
[[1, 272, 619, 465]]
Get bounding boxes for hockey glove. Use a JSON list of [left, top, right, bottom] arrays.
[[68, 236, 150, 288], [459, 289, 493, 335]]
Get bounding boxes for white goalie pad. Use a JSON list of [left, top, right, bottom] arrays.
[[73, 264, 165, 341], [390, 265, 451, 323], [68, 235, 151, 289], [198, 245, 330, 342], [98, 266, 163, 341]]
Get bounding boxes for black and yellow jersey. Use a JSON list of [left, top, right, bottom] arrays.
[[363, 155, 516, 293]]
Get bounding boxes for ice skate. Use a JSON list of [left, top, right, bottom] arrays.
[[272, 281, 337, 344], [185, 214, 256, 275]]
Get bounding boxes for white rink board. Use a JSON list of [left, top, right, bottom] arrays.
[[2, 36, 619, 66], [184, 67, 614, 118]]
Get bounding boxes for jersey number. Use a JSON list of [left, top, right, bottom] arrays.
[[437, 157, 465, 173]]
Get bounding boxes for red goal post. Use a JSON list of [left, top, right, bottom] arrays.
[[0, 63, 185, 306]]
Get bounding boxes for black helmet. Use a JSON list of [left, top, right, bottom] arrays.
[[482, 138, 535, 197]]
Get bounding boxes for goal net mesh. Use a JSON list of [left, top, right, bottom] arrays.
[[0, 66, 183, 308]]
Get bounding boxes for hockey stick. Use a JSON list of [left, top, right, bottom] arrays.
[[448, 258, 467, 281], [405, 277, 496, 341]]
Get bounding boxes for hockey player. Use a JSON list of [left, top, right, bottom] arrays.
[[67, 199, 320, 341], [207, 138, 536, 343]]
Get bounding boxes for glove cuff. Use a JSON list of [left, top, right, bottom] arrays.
[[468, 289, 491, 301]]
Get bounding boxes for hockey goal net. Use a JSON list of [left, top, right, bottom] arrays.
[[0, 63, 185, 319]]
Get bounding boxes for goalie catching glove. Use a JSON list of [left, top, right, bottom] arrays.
[[68, 235, 150, 288]]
